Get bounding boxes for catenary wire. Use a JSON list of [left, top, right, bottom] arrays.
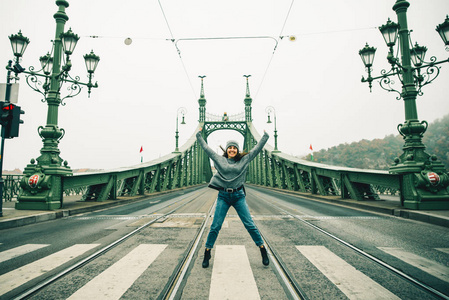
[[84, 2, 377, 103], [254, 0, 295, 100], [158, 0, 175, 40], [158, 0, 198, 99]]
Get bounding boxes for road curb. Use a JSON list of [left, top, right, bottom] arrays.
[[396, 209, 449, 228], [0, 212, 60, 230]]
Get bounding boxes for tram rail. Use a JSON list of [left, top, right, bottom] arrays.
[[6, 186, 449, 299], [11, 188, 207, 300], [250, 187, 449, 300]]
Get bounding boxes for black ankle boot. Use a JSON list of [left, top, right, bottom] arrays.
[[260, 246, 269, 266], [202, 249, 211, 268]]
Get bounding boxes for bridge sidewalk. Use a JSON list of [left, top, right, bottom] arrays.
[[0, 194, 149, 230], [1, 186, 449, 230]]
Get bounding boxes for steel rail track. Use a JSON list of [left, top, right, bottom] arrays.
[[11, 188, 208, 300], [161, 195, 310, 300], [257, 229, 309, 300], [251, 187, 449, 300], [160, 198, 216, 300]]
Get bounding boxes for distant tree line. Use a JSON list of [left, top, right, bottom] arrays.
[[304, 114, 449, 170]]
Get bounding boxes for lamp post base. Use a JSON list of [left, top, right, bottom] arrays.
[[15, 197, 62, 210], [389, 119, 449, 210], [16, 161, 72, 210], [401, 173, 449, 209]]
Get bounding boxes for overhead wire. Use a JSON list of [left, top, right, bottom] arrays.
[[278, 0, 295, 42], [85, 35, 165, 40], [155, 0, 376, 103], [158, 0, 197, 99], [254, 0, 295, 100], [157, 0, 296, 103], [294, 26, 377, 37], [158, 0, 175, 40], [82, 2, 379, 114]]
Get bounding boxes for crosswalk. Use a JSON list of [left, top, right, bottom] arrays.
[[68, 244, 167, 300], [210, 245, 260, 300], [0, 243, 448, 299], [0, 244, 99, 296], [0, 244, 49, 264], [378, 247, 449, 283], [298, 245, 400, 300]]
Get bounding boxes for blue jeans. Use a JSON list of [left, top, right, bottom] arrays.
[[205, 189, 264, 249]]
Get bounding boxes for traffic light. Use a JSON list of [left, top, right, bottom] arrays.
[[9, 104, 24, 138], [0, 102, 24, 139], [1, 101, 13, 128]]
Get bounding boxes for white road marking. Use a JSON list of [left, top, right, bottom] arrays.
[[297, 245, 400, 300], [209, 245, 260, 300], [379, 247, 449, 283], [0, 244, 99, 296], [436, 248, 449, 255], [68, 244, 167, 300], [0, 244, 49, 264]]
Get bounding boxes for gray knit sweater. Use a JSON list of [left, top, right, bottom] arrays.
[[196, 131, 269, 189]]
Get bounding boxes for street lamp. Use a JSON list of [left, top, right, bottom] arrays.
[[359, 0, 449, 210], [436, 15, 449, 46], [174, 107, 187, 153], [4, 1, 100, 210], [265, 106, 279, 153]]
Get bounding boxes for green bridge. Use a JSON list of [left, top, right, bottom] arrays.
[[8, 75, 449, 212], [2, 0, 449, 214]]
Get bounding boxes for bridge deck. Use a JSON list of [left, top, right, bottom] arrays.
[[1, 186, 449, 299], [1, 186, 448, 230]]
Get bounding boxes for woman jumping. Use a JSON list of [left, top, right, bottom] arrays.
[[196, 128, 270, 268]]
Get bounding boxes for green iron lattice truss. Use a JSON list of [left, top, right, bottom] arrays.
[[6, 119, 449, 210], [10, 72, 449, 210]]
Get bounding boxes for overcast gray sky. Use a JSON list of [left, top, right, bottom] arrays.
[[1, 0, 448, 171]]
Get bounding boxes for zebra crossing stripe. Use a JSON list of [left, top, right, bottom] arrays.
[[209, 245, 260, 300], [297, 245, 400, 300], [67, 244, 167, 300], [0, 244, 49, 264], [0, 244, 99, 296], [436, 248, 449, 255], [378, 247, 449, 283]]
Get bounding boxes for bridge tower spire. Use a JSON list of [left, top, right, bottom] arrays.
[[243, 75, 252, 122], [198, 75, 207, 123]]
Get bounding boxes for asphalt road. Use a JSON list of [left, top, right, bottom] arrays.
[[0, 185, 448, 299]]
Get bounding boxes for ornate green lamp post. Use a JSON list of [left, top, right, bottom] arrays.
[[174, 107, 186, 153], [359, 0, 449, 209], [436, 15, 449, 46], [265, 106, 279, 152], [5, 1, 100, 210]]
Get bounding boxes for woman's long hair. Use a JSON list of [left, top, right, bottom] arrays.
[[221, 146, 248, 161]]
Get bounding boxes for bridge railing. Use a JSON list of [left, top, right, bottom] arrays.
[[246, 124, 402, 202], [62, 129, 205, 201], [3, 124, 402, 204], [1, 175, 22, 202]]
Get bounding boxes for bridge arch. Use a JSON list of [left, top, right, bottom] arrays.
[[203, 121, 247, 138]]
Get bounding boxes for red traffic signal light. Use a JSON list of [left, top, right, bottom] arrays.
[[0, 102, 13, 126], [2, 104, 14, 110], [0, 102, 24, 138]]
